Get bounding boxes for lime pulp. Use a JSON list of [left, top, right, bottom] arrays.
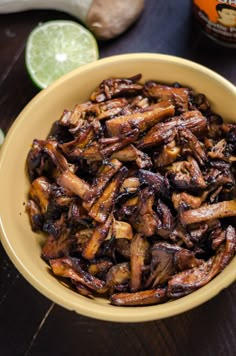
[[25, 20, 99, 89]]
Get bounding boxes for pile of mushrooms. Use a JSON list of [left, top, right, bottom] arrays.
[[26, 74, 236, 306]]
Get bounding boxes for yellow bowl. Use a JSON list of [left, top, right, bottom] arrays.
[[0, 53, 236, 322]]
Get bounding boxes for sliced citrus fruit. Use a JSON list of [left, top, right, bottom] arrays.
[[25, 20, 99, 89]]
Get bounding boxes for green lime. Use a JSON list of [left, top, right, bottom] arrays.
[[0, 129, 5, 147], [25, 20, 99, 89]]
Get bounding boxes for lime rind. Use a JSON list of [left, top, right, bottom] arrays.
[[25, 20, 99, 90]]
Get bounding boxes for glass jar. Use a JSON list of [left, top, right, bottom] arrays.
[[193, 0, 236, 48]]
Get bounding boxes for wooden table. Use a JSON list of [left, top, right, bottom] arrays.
[[0, 1, 236, 355]]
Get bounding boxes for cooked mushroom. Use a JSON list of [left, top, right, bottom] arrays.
[[82, 158, 123, 210], [178, 128, 207, 166], [155, 200, 174, 238], [106, 100, 175, 137], [90, 74, 143, 102], [154, 139, 181, 168], [167, 225, 236, 298], [180, 200, 236, 225], [111, 144, 152, 169], [88, 167, 127, 223], [29, 176, 51, 214], [130, 233, 150, 292], [144, 81, 189, 113], [106, 262, 130, 294], [26, 199, 43, 231], [41, 228, 73, 261], [50, 257, 107, 294], [110, 288, 167, 306], [138, 110, 207, 149], [57, 170, 91, 201], [138, 169, 170, 198], [88, 259, 113, 276], [166, 156, 207, 191], [145, 242, 202, 288], [131, 188, 160, 237], [82, 214, 113, 260], [106, 220, 133, 241]]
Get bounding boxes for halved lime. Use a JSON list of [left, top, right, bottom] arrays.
[[25, 20, 99, 89], [0, 129, 5, 147]]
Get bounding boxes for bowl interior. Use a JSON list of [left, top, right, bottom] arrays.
[[0, 53, 236, 322]]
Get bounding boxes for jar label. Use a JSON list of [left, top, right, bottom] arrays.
[[193, 0, 236, 45]]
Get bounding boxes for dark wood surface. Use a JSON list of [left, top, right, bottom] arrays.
[[0, 1, 236, 355]]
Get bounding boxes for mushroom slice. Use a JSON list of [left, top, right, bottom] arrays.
[[111, 144, 152, 169], [115, 195, 140, 221], [74, 228, 94, 253], [82, 158, 123, 210], [26, 139, 44, 181], [178, 128, 207, 166], [90, 74, 143, 102], [207, 138, 227, 161], [88, 166, 128, 223], [68, 199, 91, 227], [79, 141, 103, 162], [88, 259, 113, 276], [138, 110, 207, 149], [29, 176, 51, 214], [180, 200, 236, 225], [106, 100, 175, 137], [167, 225, 236, 298], [59, 102, 92, 127], [156, 200, 174, 238], [41, 229, 73, 261], [154, 140, 181, 168], [106, 262, 131, 293], [26, 199, 43, 231], [115, 238, 131, 260], [120, 177, 140, 196], [144, 81, 189, 112], [114, 221, 133, 240], [106, 220, 133, 241], [40, 139, 74, 172], [132, 188, 160, 237], [110, 288, 167, 306], [146, 242, 202, 288], [60, 98, 129, 126], [60, 125, 95, 159], [167, 156, 206, 190], [96, 98, 129, 120], [57, 170, 91, 201], [169, 223, 193, 248], [100, 129, 139, 157], [82, 214, 113, 260], [74, 283, 93, 298], [209, 227, 226, 251], [172, 191, 207, 210], [50, 257, 106, 294], [130, 233, 150, 292], [146, 243, 179, 288], [81, 129, 139, 162], [139, 169, 170, 197]]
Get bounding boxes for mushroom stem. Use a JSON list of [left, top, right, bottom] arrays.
[[0, 0, 92, 23], [180, 200, 236, 225]]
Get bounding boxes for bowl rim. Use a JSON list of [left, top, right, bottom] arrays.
[[0, 52, 236, 323]]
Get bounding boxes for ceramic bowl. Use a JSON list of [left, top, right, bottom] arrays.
[[0, 53, 236, 322]]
